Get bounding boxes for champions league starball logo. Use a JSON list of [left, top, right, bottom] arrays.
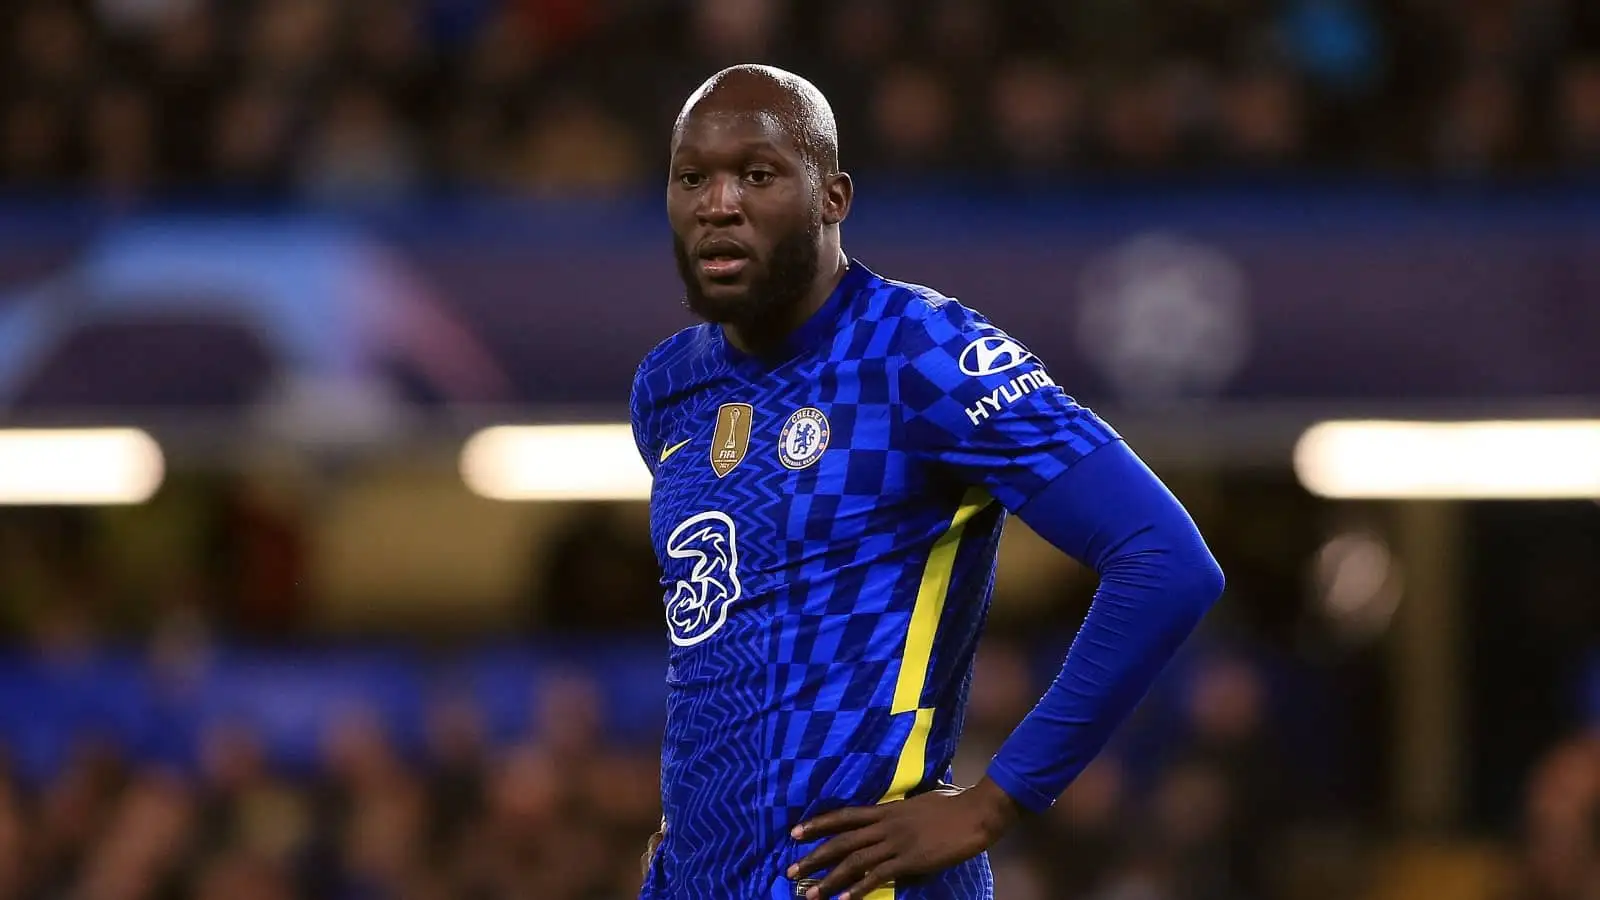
[[1075, 232, 1252, 406], [664, 511, 742, 646]]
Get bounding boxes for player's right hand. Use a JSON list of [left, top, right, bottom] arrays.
[[641, 818, 665, 878], [787, 779, 1023, 899]]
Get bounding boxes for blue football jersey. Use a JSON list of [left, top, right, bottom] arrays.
[[631, 261, 1118, 899]]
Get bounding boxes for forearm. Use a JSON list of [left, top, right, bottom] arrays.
[[985, 441, 1224, 812]]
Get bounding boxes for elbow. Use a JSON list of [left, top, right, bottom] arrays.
[[1177, 546, 1225, 622], [1098, 535, 1224, 630]]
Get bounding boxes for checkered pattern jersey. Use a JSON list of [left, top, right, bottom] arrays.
[[631, 261, 1118, 900]]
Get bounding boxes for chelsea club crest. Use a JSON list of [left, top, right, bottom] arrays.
[[778, 407, 830, 470]]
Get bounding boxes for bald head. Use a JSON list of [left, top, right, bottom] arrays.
[[674, 65, 839, 174]]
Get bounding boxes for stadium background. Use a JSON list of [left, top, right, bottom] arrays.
[[0, 0, 1596, 898]]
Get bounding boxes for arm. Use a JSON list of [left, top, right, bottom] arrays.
[[629, 356, 660, 477], [983, 438, 1224, 813]]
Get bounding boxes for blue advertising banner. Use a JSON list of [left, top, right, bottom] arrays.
[[0, 186, 1594, 423]]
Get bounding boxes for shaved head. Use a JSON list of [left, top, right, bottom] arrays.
[[673, 65, 839, 175]]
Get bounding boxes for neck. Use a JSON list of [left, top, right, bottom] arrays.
[[724, 249, 848, 356]]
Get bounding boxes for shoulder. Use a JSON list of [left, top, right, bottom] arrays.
[[634, 323, 719, 381], [854, 270, 1015, 372], [630, 323, 718, 459], [631, 323, 719, 407]]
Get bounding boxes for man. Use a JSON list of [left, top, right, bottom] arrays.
[[631, 65, 1225, 900]]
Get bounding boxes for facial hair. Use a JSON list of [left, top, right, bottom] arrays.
[[674, 216, 822, 343]]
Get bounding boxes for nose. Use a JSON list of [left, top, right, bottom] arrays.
[[696, 173, 744, 226]]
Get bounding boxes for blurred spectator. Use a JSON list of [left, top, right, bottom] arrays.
[[148, 4, 220, 179], [72, 771, 196, 899], [296, 81, 421, 204], [1036, 756, 1134, 897], [193, 851, 298, 900], [1433, 66, 1527, 177], [1175, 655, 1291, 899], [1094, 67, 1192, 172], [424, 692, 487, 844], [1215, 66, 1306, 169], [989, 58, 1085, 176], [869, 64, 958, 175], [245, 0, 337, 90], [195, 722, 307, 863], [12, 4, 96, 99], [1152, 758, 1249, 900], [347, 0, 434, 101], [86, 83, 159, 203], [822, 0, 899, 73], [512, 94, 644, 197], [458, 5, 542, 109], [1557, 59, 1600, 168], [2, 96, 73, 189], [1514, 733, 1600, 900], [689, 0, 785, 65], [925, 0, 1000, 71], [209, 84, 296, 195]]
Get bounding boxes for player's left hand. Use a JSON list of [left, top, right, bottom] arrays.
[[787, 778, 1024, 900]]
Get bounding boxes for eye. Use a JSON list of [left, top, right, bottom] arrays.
[[744, 169, 776, 185], [677, 172, 705, 189]]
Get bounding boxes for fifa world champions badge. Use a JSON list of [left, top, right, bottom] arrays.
[[711, 402, 753, 477], [779, 408, 830, 470]]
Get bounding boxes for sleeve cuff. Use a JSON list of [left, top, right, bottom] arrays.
[[984, 756, 1062, 814]]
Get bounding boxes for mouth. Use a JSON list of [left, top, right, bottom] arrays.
[[696, 238, 751, 281]]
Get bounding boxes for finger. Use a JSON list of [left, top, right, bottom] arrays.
[[809, 846, 895, 900], [793, 805, 883, 840], [840, 858, 901, 900], [788, 827, 880, 879], [641, 830, 663, 877]]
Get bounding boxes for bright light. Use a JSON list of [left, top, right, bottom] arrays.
[[1294, 419, 1600, 499], [0, 428, 164, 505], [461, 424, 650, 501], [1314, 531, 1402, 644]]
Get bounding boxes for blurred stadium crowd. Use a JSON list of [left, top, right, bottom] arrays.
[[0, 630, 1317, 900], [2, 0, 1600, 202]]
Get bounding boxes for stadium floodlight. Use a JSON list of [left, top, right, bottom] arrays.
[[0, 428, 165, 505], [1294, 419, 1600, 500], [461, 423, 651, 501]]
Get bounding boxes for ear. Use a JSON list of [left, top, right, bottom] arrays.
[[820, 172, 853, 226]]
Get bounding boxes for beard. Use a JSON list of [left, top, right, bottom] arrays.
[[674, 217, 822, 340]]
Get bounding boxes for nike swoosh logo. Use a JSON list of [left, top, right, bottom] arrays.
[[659, 437, 693, 462]]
